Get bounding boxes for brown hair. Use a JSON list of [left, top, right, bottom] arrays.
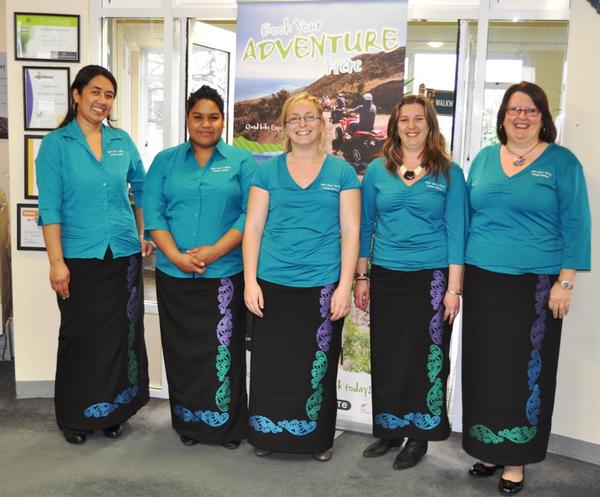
[[381, 94, 450, 181], [280, 92, 326, 153], [496, 81, 557, 144]]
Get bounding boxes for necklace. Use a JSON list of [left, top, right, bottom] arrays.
[[399, 164, 423, 180], [505, 141, 539, 167]]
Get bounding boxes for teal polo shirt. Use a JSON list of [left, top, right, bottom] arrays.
[[253, 153, 360, 287], [143, 139, 257, 279], [36, 119, 145, 259], [466, 143, 591, 275], [360, 158, 468, 270]]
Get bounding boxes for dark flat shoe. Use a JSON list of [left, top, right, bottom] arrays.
[[102, 424, 123, 439], [469, 462, 504, 477], [180, 434, 198, 446], [363, 438, 404, 457], [499, 468, 525, 495], [62, 429, 86, 445], [312, 449, 332, 462], [254, 447, 272, 457], [393, 438, 428, 470], [222, 440, 241, 449]]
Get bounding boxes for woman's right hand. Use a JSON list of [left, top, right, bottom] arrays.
[[173, 252, 205, 274], [50, 261, 70, 299], [353, 279, 370, 311], [244, 281, 264, 317]]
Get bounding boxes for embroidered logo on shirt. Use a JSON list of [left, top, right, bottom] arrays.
[[211, 165, 232, 173], [320, 183, 340, 192], [530, 170, 552, 179], [107, 149, 125, 157], [425, 180, 446, 192]]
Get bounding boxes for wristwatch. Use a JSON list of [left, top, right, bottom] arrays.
[[558, 280, 574, 290]]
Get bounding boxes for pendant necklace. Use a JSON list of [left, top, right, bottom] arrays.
[[505, 141, 539, 167], [399, 164, 423, 180]]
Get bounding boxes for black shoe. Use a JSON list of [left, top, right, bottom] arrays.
[[180, 434, 198, 446], [62, 429, 86, 445], [393, 438, 428, 470], [499, 468, 525, 495], [254, 447, 272, 457], [469, 462, 504, 477], [102, 424, 123, 439], [363, 438, 404, 457], [222, 440, 241, 449], [312, 449, 333, 462]]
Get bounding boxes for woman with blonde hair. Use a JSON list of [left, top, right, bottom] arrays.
[[244, 91, 360, 461], [356, 94, 468, 469]]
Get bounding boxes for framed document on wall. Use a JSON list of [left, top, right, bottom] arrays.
[[24, 134, 44, 199], [23, 66, 70, 131], [16, 203, 45, 251], [14, 13, 80, 62]]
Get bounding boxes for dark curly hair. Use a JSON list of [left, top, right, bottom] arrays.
[[186, 85, 225, 117]]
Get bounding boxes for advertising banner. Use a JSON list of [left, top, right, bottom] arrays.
[[235, 0, 408, 432]]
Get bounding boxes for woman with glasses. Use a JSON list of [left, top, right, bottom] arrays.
[[144, 86, 256, 449], [243, 92, 360, 461], [462, 81, 591, 495], [355, 94, 468, 470]]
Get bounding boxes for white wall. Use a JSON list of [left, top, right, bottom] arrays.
[[552, 0, 600, 446]]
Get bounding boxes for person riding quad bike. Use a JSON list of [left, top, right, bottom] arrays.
[[347, 93, 376, 134]]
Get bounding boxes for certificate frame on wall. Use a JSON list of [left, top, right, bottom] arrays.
[[22, 66, 70, 131], [24, 134, 44, 199], [16, 203, 45, 251], [14, 13, 80, 62]]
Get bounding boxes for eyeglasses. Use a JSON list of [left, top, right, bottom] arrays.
[[285, 113, 320, 126], [506, 106, 540, 117]]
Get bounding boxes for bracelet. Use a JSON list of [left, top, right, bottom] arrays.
[[446, 289, 462, 296], [354, 272, 369, 280]]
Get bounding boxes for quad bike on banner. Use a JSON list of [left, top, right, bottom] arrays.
[[331, 111, 386, 174]]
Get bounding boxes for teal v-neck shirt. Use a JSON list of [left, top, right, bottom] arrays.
[[143, 139, 257, 279], [466, 143, 591, 275], [253, 153, 360, 287], [36, 119, 145, 258], [359, 157, 468, 270]]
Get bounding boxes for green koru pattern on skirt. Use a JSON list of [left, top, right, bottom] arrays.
[[426, 377, 443, 416], [305, 384, 324, 421], [470, 424, 537, 444], [427, 345, 443, 383], [127, 324, 138, 384], [216, 345, 231, 382], [216, 378, 231, 413], [311, 351, 328, 390]]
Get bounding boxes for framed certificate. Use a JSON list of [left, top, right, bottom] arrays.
[[24, 134, 44, 199], [23, 66, 70, 131], [15, 13, 80, 62], [16, 203, 46, 251]]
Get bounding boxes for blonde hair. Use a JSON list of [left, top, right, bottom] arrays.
[[280, 92, 327, 153]]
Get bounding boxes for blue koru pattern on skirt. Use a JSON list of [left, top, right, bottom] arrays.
[[84, 256, 141, 418]]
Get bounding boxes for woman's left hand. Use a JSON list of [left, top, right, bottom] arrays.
[[187, 245, 220, 266], [443, 292, 460, 325], [330, 286, 351, 321], [141, 239, 155, 257], [548, 283, 572, 319]]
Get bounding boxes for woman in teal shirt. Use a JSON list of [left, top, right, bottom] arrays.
[[462, 82, 591, 495], [37, 65, 151, 445], [355, 94, 468, 470], [144, 86, 256, 448], [243, 92, 360, 461]]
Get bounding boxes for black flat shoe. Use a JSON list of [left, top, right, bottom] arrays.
[[180, 434, 198, 446], [393, 438, 428, 470], [62, 429, 86, 445], [312, 449, 333, 462], [363, 438, 404, 457], [222, 440, 241, 449], [499, 468, 525, 495], [102, 424, 123, 439], [469, 462, 504, 477], [254, 447, 272, 457]]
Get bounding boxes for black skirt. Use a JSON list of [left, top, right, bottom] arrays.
[[370, 265, 452, 441], [462, 264, 562, 465], [156, 270, 248, 443], [248, 279, 343, 453], [55, 251, 149, 431]]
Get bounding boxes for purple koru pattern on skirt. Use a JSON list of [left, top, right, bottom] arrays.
[[531, 275, 550, 350], [316, 284, 335, 351], [126, 256, 138, 292], [319, 284, 335, 319], [218, 278, 234, 314], [428, 270, 446, 345], [217, 309, 233, 346]]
